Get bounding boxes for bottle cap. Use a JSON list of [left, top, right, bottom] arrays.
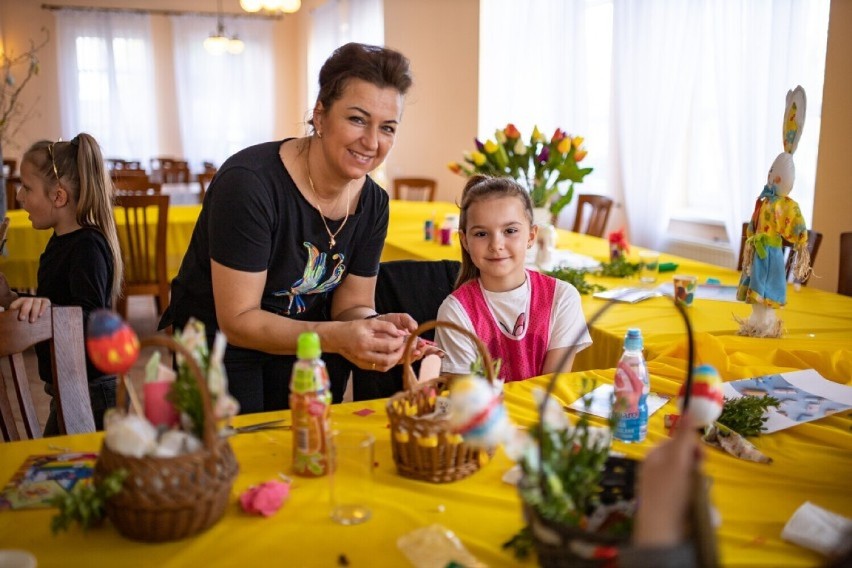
[[297, 331, 322, 359], [624, 328, 643, 351]]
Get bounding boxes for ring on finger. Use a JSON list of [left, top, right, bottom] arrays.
[[371, 362, 377, 370]]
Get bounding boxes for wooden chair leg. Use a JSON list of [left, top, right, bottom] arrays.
[[116, 296, 129, 319]]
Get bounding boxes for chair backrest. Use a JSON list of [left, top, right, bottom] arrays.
[[202, 161, 218, 174], [393, 177, 437, 202], [197, 172, 216, 203], [349, 259, 461, 401], [5, 175, 21, 211], [114, 175, 161, 195], [107, 158, 142, 171], [571, 194, 613, 237], [0, 306, 95, 441], [150, 157, 190, 184], [736, 221, 823, 285], [114, 194, 170, 317], [840, 232, 852, 297]]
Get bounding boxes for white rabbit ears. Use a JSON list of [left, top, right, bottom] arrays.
[[783, 85, 807, 154]]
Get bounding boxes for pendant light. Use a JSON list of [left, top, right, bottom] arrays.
[[204, 0, 245, 55], [240, 0, 301, 15]]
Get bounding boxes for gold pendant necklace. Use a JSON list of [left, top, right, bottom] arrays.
[[305, 138, 351, 249]]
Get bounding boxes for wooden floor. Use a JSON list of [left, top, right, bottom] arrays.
[[2, 297, 168, 438]]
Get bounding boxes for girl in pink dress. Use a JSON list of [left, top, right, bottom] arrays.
[[435, 176, 591, 382]]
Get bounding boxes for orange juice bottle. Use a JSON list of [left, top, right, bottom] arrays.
[[290, 332, 332, 477]]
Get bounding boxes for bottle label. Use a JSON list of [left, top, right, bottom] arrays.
[[290, 364, 332, 476], [614, 359, 648, 443]]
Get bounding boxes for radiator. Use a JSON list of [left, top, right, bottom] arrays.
[[663, 237, 737, 269]]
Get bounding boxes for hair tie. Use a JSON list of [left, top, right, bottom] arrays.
[[70, 136, 80, 147]]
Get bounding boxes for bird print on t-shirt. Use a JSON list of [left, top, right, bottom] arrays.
[[272, 242, 345, 314]]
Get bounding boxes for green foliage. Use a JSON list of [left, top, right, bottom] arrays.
[[502, 525, 534, 560], [168, 361, 206, 439], [597, 256, 641, 278], [50, 470, 127, 534], [469, 354, 502, 380], [717, 395, 780, 437], [545, 267, 606, 295], [517, 379, 618, 526]]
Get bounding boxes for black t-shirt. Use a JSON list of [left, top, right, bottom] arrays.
[[35, 227, 114, 384], [167, 139, 390, 335]]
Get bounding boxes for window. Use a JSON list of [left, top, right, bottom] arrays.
[[480, 0, 830, 250]]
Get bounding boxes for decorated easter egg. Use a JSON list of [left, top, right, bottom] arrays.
[[447, 374, 508, 450], [677, 364, 724, 427], [86, 309, 140, 374]]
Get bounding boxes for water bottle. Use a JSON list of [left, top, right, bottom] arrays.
[[290, 332, 332, 476], [613, 328, 649, 443]]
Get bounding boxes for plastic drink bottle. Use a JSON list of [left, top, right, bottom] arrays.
[[613, 328, 649, 443], [290, 332, 332, 476]]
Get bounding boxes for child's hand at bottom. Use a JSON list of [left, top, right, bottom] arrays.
[[9, 296, 51, 322]]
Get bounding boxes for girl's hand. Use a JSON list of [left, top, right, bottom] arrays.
[[9, 296, 51, 322], [371, 312, 417, 334]]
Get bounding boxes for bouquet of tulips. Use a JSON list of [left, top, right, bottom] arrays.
[[448, 123, 593, 216]]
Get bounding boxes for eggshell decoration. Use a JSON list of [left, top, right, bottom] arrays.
[[447, 374, 509, 450], [86, 309, 140, 374], [677, 364, 724, 427]]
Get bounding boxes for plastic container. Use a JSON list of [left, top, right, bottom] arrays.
[[613, 328, 649, 443], [289, 332, 332, 476]]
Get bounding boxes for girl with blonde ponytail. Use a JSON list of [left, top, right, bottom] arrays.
[[0, 133, 123, 434]]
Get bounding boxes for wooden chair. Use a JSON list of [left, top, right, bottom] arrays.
[[393, 177, 437, 202], [571, 194, 613, 237], [113, 176, 161, 196], [107, 158, 142, 171], [736, 221, 823, 285], [197, 171, 216, 203], [114, 194, 170, 318], [150, 157, 190, 184], [839, 232, 852, 297], [5, 175, 21, 211], [0, 306, 96, 441], [202, 161, 218, 174]]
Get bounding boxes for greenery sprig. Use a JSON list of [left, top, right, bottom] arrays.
[[545, 267, 606, 295], [50, 469, 128, 534], [597, 256, 641, 278], [717, 395, 780, 437]]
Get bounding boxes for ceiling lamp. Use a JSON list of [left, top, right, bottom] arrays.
[[240, 0, 301, 15], [204, 0, 245, 55]]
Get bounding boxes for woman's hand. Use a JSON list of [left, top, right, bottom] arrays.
[[330, 318, 408, 372], [9, 296, 51, 322]]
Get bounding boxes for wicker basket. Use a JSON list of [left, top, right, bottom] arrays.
[[386, 320, 496, 483], [523, 456, 637, 568], [93, 335, 239, 542]]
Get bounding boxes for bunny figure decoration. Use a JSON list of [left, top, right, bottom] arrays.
[[736, 86, 811, 338]]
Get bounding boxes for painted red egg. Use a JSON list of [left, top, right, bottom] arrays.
[[86, 309, 140, 374]]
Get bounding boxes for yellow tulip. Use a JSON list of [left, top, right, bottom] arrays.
[[495, 129, 507, 144], [557, 137, 572, 154], [572, 136, 584, 149], [472, 151, 487, 166], [484, 140, 499, 154], [532, 126, 545, 143]]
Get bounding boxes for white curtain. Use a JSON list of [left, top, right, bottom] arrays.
[[610, 3, 701, 250], [54, 10, 157, 164], [170, 15, 275, 172], [307, 0, 385, 107]]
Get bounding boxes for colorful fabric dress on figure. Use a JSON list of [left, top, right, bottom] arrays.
[[736, 187, 808, 308]]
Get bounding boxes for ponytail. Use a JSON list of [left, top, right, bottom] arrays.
[[73, 133, 123, 306]]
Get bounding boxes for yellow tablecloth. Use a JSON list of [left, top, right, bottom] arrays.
[[382, 202, 852, 381], [1, 359, 849, 567], [0, 205, 202, 289]]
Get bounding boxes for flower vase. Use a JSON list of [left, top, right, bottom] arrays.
[[532, 206, 558, 269]]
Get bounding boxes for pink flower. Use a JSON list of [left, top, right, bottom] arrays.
[[239, 480, 290, 517]]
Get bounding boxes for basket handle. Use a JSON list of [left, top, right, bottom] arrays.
[[401, 319, 496, 391], [115, 334, 219, 453]]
